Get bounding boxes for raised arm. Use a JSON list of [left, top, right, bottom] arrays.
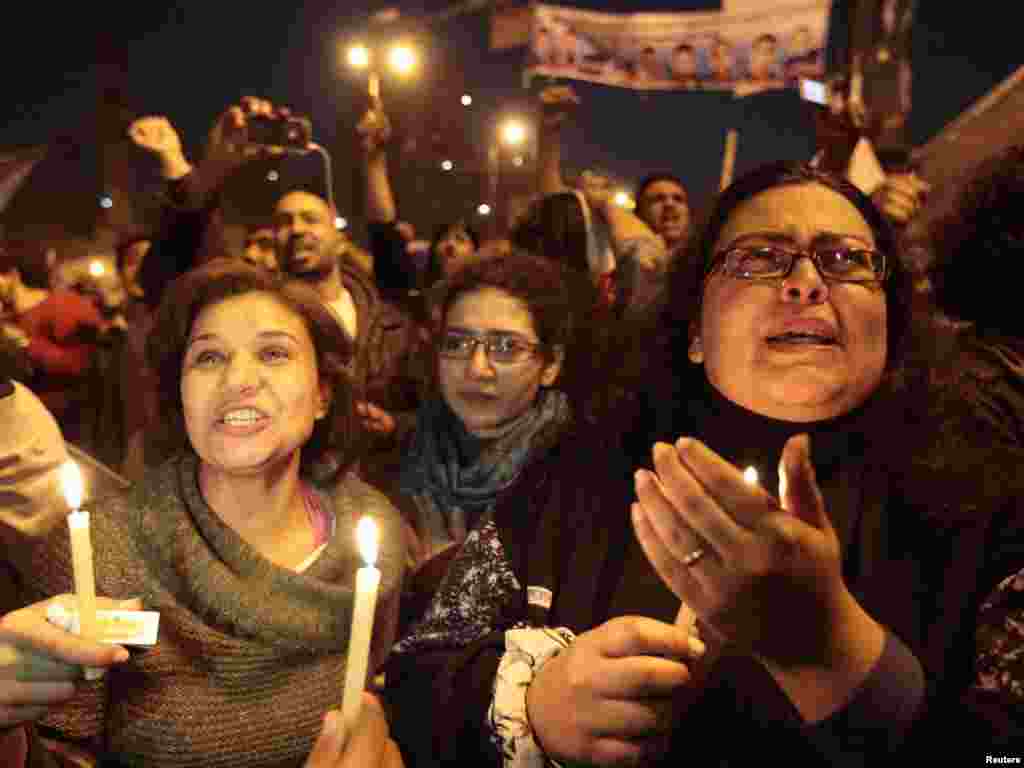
[[357, 97, 397, 225], [536, 85, 577, 196]]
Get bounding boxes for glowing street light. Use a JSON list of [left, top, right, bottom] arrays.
[[347, 44, 371, 70], [335, 216, 348, 230], [477, 203, 492, 216], [613, 191, 635, 209], [461, 94, 473, 107], [441, 160, 454, 172], [500, 119, 527, 148], [388, 44, 417, 76]]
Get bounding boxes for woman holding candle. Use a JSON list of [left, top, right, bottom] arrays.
[[385, 163, 1024, 766], [2, 259, 405, 767]]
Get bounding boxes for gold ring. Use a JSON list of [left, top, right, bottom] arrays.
[[680, 547, 706, 567]]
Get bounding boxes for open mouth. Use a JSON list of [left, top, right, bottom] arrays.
[[219, 408, 269, 426], [765, 331, 839, 346]]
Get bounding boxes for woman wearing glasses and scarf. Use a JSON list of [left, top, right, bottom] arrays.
[[384, 162, 1024, 766], [390, 252, 580, 574]]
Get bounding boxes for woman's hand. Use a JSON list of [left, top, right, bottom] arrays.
[[632, 435, 886, 720], [632, 434, 846, 664], [526, 617, 703, 767], [0, 595, 135, 731], [305, 694, 403, 768]]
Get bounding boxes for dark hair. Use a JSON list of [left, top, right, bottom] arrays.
[[646, 162, 916, 407], [636, 173, 689, 206], [424, 219, 480, 290], [439, 250, 575, 361], [929, 145, 1024, 335], [438, 248, 623, 431], [145, 258, 360, 479], [510, 192, 590, 275]]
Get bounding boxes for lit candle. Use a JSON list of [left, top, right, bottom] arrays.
[[778, 461, 789, 510], [341, 517, 381, 737], [743, 466, 759, 486], [60, 460, 102, 680]]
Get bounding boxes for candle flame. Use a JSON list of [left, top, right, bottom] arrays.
[[778, 462, 788, 507], [60, 460, 84, 510], [743, 466, 759, 486], [356, 517, 379, 566]]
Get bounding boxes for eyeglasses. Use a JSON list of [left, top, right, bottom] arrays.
[[438, 330, 543, 364], [708, 243, 888, 283]]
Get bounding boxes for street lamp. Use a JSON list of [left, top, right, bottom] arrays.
[[461, 94, 473, 107], [499, 118, 528, 148], [388, 44, 417, 76], [613, 190, 635, 210], [344, 40, 419, 96], [347, 44, 371, 70]]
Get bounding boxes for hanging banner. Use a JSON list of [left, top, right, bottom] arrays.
[[526, 1, 830, 97]]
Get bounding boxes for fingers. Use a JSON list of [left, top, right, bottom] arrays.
[[673, 439, 778, 531], [592, 616, 703, 663], [632, 500, 708, 609], [305, 695, 397, 768], [304, 710, 346, 767], [640, 442, 746, 555], [0, 600, 129, 673], [0, 680, 75, 706], [779, 435, 827, 529]]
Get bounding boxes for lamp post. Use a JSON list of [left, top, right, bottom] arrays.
[[484, 116, 531, 236]]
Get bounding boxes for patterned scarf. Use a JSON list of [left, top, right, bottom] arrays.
[[399, 389, 571, 550]]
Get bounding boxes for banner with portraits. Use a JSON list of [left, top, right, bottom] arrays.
[[526, 1, 830, 97]]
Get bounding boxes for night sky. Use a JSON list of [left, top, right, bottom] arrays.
[[2, 1, 1019, 227]]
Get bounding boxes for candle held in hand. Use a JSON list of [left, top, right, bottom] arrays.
[[743, 466, 759, 486], [61, 460, 102, 680], [341, 517, 381, 737]]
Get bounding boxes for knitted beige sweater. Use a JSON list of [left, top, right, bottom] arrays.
[[9, 454, 405, 768]]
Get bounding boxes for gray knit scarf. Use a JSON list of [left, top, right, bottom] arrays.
[[399, 389, 571, 544]]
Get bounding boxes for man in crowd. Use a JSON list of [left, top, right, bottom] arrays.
[[635, 173, 691, 254], [273, 187, 422, 441], [274, 189, 360, 340], [0, 245, 109, 444]]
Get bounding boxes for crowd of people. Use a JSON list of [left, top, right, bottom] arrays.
[[0, 62, 1022, 768]]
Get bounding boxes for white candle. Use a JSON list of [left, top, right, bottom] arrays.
[[778, 462, 789, 511], [61, 461, 102, 681], [341, 517, 381, 737]]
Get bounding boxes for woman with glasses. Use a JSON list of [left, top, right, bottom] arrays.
[[391, 252, 577, 569], [385, 163, 1024, 766]]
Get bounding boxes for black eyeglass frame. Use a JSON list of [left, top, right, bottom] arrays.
[[705, 243, 890, 284], [437, 330, 546, 364]]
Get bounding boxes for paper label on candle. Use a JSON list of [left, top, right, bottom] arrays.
[[47, 604, 160, 646]]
